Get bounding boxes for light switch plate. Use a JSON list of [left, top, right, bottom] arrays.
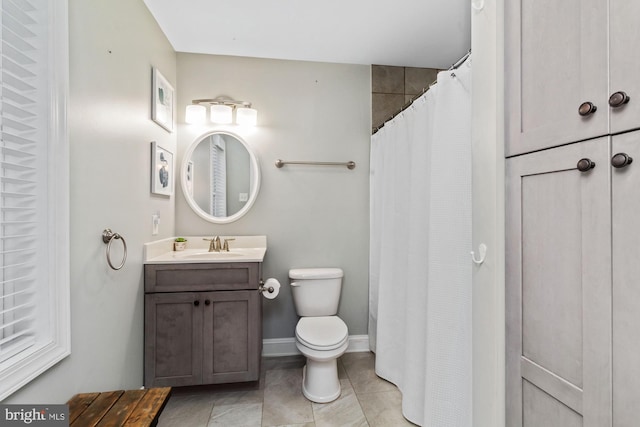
[[152, 214, 160, 235]]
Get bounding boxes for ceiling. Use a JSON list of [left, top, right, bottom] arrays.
[[142, 0, 471, 69]]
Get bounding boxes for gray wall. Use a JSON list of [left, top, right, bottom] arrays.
[[6, 0, 176, 403], [175, 53, 371, 339]]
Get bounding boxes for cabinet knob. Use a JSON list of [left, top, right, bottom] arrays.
[[577, 158, 596, 172], [612, 153, 633, 168], [205, 299, 211, 306], [609, 91, 630, 108], [578, 101, 597, 116], [193, 300, 200, 306]]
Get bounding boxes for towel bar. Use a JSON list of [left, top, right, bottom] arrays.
[[275, 159, 356, 170]]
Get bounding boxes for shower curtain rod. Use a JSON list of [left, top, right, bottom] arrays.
[[372, 49, 471, 135]]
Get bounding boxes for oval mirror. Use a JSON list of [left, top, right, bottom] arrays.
[[181, 131, 261, 224]]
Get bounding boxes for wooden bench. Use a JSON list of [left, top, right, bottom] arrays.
[[67, 387, 171, 427]]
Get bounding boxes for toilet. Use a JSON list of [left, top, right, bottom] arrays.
[[289, 267, 349, 403]]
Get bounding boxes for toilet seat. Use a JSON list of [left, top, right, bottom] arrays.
[[296, 316, 348, 351]]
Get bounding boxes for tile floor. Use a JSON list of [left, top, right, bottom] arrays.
[[157, 351, 417, 427]]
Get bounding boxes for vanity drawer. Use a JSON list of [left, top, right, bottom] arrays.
[[145, 262, 260, 293]]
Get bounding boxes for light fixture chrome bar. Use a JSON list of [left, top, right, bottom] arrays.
[[191, 98, 252, 108], [185, 96, 258, 126], [275, 159, 356, 170]]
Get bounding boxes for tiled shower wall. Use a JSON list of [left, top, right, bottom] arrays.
[[371, 65, 439, 133]]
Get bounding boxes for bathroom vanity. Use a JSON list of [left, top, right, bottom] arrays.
[[143, 236, 266, 388]]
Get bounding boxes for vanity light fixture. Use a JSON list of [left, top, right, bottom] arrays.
[[185, 97, 258, 126]]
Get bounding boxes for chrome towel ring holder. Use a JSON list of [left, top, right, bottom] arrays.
[[102, 228, 127, 270]]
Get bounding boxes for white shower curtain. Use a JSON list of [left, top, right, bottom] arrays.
[[369, 58, 472, 427]]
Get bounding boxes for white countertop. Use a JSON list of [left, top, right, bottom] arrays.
[[144, 235, 267, 264]]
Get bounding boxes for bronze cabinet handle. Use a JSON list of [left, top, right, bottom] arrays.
[[578, 101, 597, 116], [609, 91, 630, 108], [577, 158, 596, 172], [612, 153, 633, 169]]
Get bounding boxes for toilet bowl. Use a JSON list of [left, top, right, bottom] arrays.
[[289, 268, 348, 403], [295, 316, 349, 403]]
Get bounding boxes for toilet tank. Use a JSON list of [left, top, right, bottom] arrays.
[[289, 268, 343, 317]]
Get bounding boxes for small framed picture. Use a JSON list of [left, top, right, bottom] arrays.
[[186, 160, 194, 197], [151, 141, 173, 196], [151, 67, 174, 132]]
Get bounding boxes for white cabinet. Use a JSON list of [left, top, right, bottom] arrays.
[[609, 1, 640, 135], [507, 130, 640, 426], [506, 0, 640, 423], [506, 138, 612, 427], [506, 0, 640, 156], [611, 131, 640, 426]]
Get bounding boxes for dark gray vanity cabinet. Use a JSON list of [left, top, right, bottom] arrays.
[[144, 262, 262, 388]]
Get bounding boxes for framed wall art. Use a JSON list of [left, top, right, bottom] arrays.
[[151, 141, 173, 196], [151, 67, 174, 132]]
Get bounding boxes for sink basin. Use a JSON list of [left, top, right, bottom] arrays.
[[175, 251, 242, 260], [144, 236, 267, 264]]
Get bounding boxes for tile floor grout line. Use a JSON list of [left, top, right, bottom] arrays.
[[347, 361, 374, 427], [339, 356, 374, 427], [208, 400, 215, 427], [260, 379, 265, 427]]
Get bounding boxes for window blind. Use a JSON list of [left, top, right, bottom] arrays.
[[210, 135, 227, 217], [0, 0, 49, 364]]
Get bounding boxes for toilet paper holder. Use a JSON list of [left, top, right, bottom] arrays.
[[258, 279, 275, 294]]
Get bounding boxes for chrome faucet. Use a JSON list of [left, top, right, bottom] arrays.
[[203, 236, 221, 252]]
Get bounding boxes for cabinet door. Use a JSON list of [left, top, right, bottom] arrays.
[[144, 292, 203, 387], [505, 0, 608, 156], [506, 138, 612, 427], [612, 131, 640, 426], [202, 290, 261, 384], [609, 0, 640, 135]]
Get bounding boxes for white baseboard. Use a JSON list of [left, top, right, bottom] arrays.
[[262, 335, 370, 357], [346, 335, 370, 353], [262, 337, 299, 357]]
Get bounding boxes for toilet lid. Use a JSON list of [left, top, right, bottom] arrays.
[[296, 316, 348, 350]]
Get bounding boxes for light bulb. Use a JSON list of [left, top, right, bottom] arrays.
[[236, 107, 258, 126], [185, 104, 206, 124], [210, 104, 233, 124]]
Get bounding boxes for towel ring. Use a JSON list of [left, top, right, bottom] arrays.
[[102, 228, 127, 270]]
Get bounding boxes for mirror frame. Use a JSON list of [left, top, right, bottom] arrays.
[[181, 130, 261, 224]]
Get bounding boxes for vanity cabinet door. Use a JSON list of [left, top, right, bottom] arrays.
[[202, 290, 261, 384], [144, 292, 203, 387]]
